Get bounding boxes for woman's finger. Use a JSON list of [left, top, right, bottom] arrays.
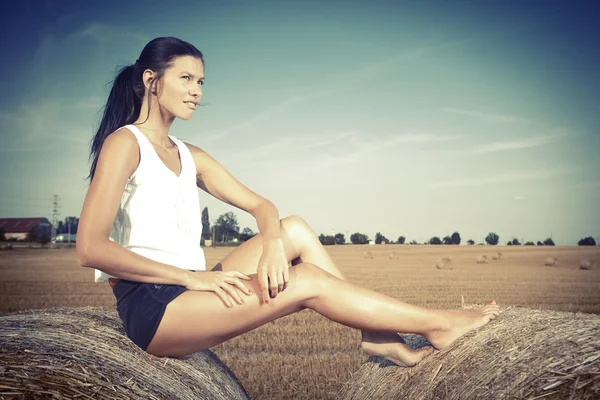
[[277, 271, 284, 293], [269, 273, 280, 298], [259, 269, 269, 304], [282, 268, 289, 291], [221, 282, 245, 305], [227, 277, 253, 296], [214, 286, 232, 307], [224, 270, 252, 280]]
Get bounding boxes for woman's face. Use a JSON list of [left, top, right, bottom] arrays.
[[154, 55, 204, 120]]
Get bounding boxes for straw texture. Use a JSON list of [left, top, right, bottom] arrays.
[[0, 307, 248, 399], [340, 307, 600, 399]]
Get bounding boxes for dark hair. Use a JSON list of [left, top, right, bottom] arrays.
[[88, 37, 204, 181]]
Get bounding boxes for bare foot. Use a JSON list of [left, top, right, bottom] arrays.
[[361, 331, 434, 367], [425, 300, 500, 350]]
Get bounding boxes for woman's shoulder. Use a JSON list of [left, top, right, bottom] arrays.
[[99, 127, 140, 169]]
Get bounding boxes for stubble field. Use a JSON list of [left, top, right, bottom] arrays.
[[1, 244, 599, 399]]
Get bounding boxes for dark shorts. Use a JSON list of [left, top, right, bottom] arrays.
[[112, 278, 190, 351]]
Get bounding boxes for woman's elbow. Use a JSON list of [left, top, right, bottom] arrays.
[[76, 239, 96, 267]]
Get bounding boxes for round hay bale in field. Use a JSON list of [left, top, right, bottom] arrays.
[[491, 255, 499, 260], [435, 257, 452, 270], [545, 256, 559, 266], [579, 260, 597, 270], [339, 307, 600, 399], [580, 260, 592, 270], [476, 255, 488, 264], [0, 307, 248, 400], [364, 251, 374, 259], [497, 251, 503, 260]]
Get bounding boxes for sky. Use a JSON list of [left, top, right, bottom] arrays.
[[1, 0, 599, 245]]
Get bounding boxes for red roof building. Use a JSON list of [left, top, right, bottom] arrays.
[[0, 218, 52, 241]]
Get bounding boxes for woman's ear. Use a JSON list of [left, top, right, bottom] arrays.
[[142, 69, 155, 91]]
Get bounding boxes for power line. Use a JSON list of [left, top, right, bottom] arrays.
[[52, 195, 61, 243]]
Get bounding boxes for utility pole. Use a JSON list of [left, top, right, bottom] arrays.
[[51, 195, 61, 244]]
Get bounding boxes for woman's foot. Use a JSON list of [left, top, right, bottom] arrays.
[[425, 300, 500, 350], [361, 331, 434, 367]]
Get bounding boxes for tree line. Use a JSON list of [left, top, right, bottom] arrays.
[[2, 210, 596, 248]]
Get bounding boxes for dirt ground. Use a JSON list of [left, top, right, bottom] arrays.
[[1, 244, 599, 399]]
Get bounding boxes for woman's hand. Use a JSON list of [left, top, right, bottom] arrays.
[[257, 238, 289, 303], [183, 270, 253, 308]]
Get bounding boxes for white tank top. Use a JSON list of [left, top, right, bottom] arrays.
[[94, 124, 206, 283]]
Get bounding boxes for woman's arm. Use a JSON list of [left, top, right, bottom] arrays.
[[188, 143, 281, 240], [77, 128, 192, 286], [186, 143, 289, 301]]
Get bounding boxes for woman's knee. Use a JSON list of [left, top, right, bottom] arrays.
[[281, 215, 315, 245], [293, 262, 335, 299]]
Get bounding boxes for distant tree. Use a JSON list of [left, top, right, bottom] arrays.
[[451, 232, 461, 245], [524, 241, 535, 246], [409, 240, 418, 245], [467, 239, 475, 245], [429, 236, 442, 245], [57, 221, 64, 234], [537, 241, 544, 246], [318, 234, 335, 245], [397, 236, 405, 244], [485, 232, 499, 245], [350, 232, 369, 245], [543, 238, 555, 246], [375, 232, 389, 244], [578, 236, 596, 246], [214, 212, 239, 242], [0, 227, 5, 242], [442, 235, 453, 244], [512, 238, 521, 246], [239, 227, 256, 242], [201, 207, 211, 241], [507, 241, 512, 246], [334, 233, 346, 245]]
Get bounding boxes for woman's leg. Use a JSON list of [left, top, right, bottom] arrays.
[[147, 261, 499, 359], [211, 215, 435, 366]]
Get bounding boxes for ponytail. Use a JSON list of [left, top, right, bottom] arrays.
[[88, 64, 142, 181]]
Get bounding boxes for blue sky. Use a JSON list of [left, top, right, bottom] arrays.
[[1, 0, 599, 245]]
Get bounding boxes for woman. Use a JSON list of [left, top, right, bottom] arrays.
[[77, 37, 499, 367]]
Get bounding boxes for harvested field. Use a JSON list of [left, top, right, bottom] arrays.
[[1, 245, 600, 399]]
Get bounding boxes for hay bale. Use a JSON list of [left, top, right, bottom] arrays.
[[545, 257, 559, 266], [435, 257, 452, 270], [497, 251, 504, 260], [580, 260, 591, 270], [389, 252, 397, 259], [0, 307, 248, 399], [339, 307, 600, 399], [491, 255, 499, 260], [476, 255, 488, 264], [364, 251, 374, 259], [579, 260, 596, 270]]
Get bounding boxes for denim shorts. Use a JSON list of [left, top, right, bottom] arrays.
[[112, 277, 190, 351]]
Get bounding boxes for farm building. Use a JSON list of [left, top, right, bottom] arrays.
[[0, 218, 52, 241]]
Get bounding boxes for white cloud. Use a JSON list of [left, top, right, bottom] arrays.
[[202, 95, 308, 142], [428, 171, 552, 188], [472, 132, 568, 154], [441, 107, 528, 123]]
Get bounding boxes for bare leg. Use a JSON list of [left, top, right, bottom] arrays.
[[213, 215, 435, 366], [147, 262, 499, 358]]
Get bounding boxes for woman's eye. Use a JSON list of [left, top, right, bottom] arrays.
[[198, 80, 204, 86], [182, 76, 190, 80]]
